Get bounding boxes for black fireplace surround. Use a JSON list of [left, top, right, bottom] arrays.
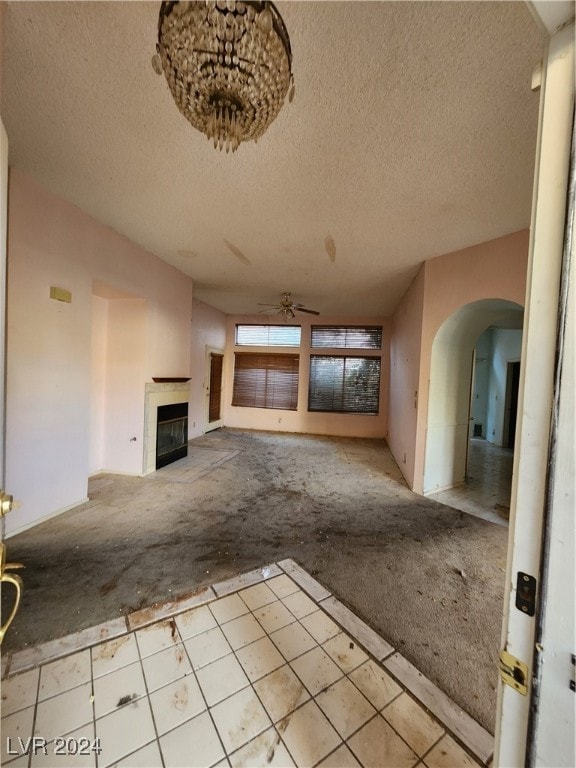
[[156, 402, 188, 469]]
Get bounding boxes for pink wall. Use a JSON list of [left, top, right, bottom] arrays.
[[89, 296, 107, 473], [189, 299, 227, 438], [6, 166, 530, 530], [223, 314, 390, 438], [388, 230, 528, 490], [388, 266, 425, 487], [6, 170, 193, 535], [415, 231, 528, 492], [102, 298, 147, 474]]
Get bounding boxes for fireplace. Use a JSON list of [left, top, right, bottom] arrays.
[[143, 382, 190, 475], [156, 402, 188, 469]]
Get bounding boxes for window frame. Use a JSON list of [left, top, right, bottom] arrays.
[[232, 352, 300, 411], [308, 354, 381, 415], [235, 324, 302, 347], [310, 325, 383, 350]]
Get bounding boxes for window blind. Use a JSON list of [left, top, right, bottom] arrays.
[[310, 325, 383, 349], [232, 353, 299, 410], [308, 356, 381, 414], [236, 325, 301, 347]]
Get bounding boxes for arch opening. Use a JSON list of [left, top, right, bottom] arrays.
[[423, 299, 524, 513]]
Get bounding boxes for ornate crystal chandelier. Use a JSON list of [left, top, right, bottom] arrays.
[[152, 1, 293, 153]]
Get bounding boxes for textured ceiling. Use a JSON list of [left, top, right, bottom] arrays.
[[1, 1, 543, 317]]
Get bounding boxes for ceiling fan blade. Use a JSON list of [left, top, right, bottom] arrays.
[[258, 303, 280, 307], [295, 307, 320, 315]]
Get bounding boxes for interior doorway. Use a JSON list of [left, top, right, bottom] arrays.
[[426, 309, 523, 525], [503, 361, 521, 450], [206, 348, 224, 432]]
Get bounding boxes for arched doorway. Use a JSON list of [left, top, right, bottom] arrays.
[[423, 298, 523, 521]]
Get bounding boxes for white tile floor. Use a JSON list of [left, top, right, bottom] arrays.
[[428, 439, 513, 527], [1, 562, 490, 768]]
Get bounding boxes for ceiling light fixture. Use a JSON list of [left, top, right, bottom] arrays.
[[152, 0, 294, 153]]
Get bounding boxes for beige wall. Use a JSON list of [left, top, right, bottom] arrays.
[[6, 170, 193, 535], [223, 314, 390, 438]]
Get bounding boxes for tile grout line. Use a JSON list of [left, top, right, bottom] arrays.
[[174, 611, 242, 768], [5, 566, 282, 677], [132, 628, 166, 768], [196, 580, 340, 764], [236, 582, 387, 766], [343, 711, 415, 768], [382, 651, 493, 765], [283, 564, 492, 766], [418, 731, 453, 768], [279, 563, 492, 766], [27, 666, 42, 768], [3, 560, 492, 766], [24, 663, 41, 768], [230, 582, 322, 767], [89, 646, 97, 768]]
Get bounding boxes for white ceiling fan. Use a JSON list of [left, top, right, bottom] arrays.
[[258, 292, 320, 320]]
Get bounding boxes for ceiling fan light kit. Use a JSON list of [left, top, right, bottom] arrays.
[[258, 292, 320, 321], [153, 0, 294, 153]]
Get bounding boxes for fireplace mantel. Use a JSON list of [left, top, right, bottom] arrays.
[[143, 382, 189, 475]]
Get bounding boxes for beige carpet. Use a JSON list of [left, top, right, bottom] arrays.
[[2, 428, 507, 733]]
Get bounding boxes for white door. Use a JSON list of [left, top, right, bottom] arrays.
[[495, 14, 575, 767]]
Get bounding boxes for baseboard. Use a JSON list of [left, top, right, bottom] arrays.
[[5, 497, 90, 538], [424, 479, 466, 495], [90, 469, 142, 478]]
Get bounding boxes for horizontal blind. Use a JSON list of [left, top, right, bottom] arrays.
[[232, 353, 299, 410], [310, 325, 382, 349], [308, 356, 381, 414], [236, 325, 301, 346]]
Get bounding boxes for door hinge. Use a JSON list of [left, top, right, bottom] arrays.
[[570, 654, 575, 692], [499, 650, 528, 695]]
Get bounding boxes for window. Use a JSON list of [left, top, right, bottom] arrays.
[[311, 325, 382, 349], [236, 324, 301, 347], [232, 353, 299, 410], [308, 356, 381, 414]]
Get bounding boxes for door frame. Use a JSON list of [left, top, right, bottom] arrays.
[[1, 118, 8, 496], [205, 346, 225, 432], [465, 348, 476, 479], [495, 14, 574, 767]]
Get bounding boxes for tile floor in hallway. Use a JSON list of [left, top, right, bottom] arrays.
[[1, 561, 491, 768], [428, 440, 513, 527]]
